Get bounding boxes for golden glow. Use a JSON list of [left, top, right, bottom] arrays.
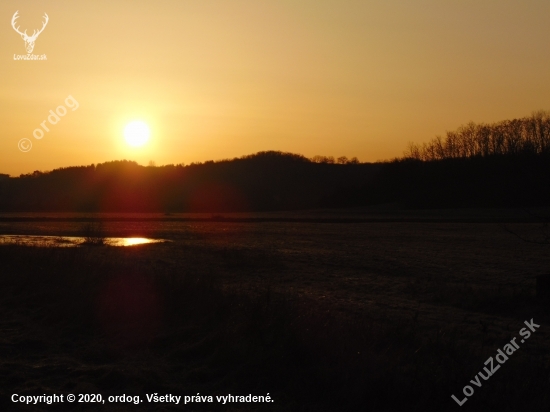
[[2, 1, 550, 175], [124, 121, 150, 147], [120, 237, 155, 247]]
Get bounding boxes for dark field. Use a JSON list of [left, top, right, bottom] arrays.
[[1, 210, 550, 411]]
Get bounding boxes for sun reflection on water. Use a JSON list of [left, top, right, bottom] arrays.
[[117, 237, 157, 247], [0, 235, 166, 247]]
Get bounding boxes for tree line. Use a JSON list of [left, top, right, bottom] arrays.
[[0, 151, 377, 212], [3, 108, 550, 212], [404, 111, 550, 161]]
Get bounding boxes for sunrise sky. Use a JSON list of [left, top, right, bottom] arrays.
[[1, 0, 550, 175]]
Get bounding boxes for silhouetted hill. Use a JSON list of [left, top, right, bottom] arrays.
[[326, 111, 550, 209], [2, 145, 550, 212], [324, 153, 550, 209], [0, 151, 380, 212]]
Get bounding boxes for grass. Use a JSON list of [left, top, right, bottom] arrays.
[[0, 219, 549, 411], [79, 221, 108, 246]]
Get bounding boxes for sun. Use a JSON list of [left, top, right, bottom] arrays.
[[124, 121, 150, 147]]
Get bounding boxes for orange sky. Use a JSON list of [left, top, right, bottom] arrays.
[[1, 0, 550, 175]]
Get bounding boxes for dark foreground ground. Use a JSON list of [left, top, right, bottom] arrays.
[[1, 209, 550, 411]]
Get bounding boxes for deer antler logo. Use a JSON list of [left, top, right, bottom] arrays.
[[11, 11, 49, 54]]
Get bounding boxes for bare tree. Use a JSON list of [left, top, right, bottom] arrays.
[[403, 111, 550, 161]]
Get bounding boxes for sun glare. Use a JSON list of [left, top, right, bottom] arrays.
[[124, 121, 150, 147], [121, 237, 154, 246]]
